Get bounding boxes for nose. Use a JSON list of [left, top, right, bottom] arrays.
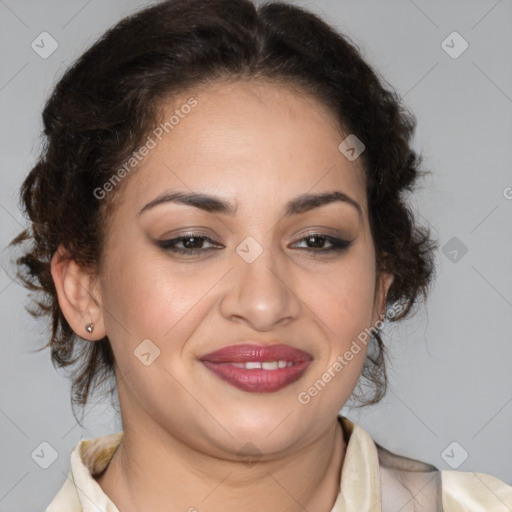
[[219, 241, 302, 331]]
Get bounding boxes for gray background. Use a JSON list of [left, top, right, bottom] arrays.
[[1, 0, 511, 510]]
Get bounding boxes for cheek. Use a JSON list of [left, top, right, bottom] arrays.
[[98, 247, 234, 442], [306, 243, 377, 341], [99, 246, 221, 358], [296, 318, 371, 417], [297, 242, 376, 401]]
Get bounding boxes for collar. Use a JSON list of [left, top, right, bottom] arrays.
[[49, 415, 382, 512]]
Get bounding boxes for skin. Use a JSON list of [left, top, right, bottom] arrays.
[[51, 79, 393, 512]]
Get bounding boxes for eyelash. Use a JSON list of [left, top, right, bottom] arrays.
[[157, 233, 352, 255]]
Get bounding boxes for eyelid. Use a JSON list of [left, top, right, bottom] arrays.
[[156, 232, 353, 256], [157, 234, 222, 251], [291, 233, 352, 250]]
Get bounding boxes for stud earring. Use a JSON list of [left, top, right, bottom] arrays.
[[85, 323, 94, 334]]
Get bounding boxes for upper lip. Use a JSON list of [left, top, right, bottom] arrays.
[[200, 343, 312, 363]]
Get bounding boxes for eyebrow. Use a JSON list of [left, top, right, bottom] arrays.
[[137, 190, 363, 221]]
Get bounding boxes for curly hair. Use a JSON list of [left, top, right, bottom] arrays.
[[11, 0, 437, 411]]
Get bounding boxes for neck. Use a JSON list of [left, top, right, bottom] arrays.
[[96, 415, 346, 512]]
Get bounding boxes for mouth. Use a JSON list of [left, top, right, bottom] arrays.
[[200, 343, 313, 393]]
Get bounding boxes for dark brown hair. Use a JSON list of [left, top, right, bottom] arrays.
[[12, 0, 437, 411]]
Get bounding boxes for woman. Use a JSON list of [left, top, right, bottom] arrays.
[[12, 0, 511, 510]]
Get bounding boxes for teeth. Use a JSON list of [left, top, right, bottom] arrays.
[[228, 360, 293, 370]]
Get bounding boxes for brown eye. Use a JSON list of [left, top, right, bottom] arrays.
[[158, 235, 222, 254], [293, 234, 352, 252]]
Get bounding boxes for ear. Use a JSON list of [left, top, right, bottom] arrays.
[[50, 245, 106, 341], [372, 270, 394, 327]]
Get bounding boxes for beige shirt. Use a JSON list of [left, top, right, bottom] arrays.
[[46, 415, 512, 511]]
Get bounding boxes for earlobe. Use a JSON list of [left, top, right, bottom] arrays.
[[50, 246, 106, 340]]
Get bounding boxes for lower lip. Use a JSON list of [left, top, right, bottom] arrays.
[[201, 361, 312, 393]]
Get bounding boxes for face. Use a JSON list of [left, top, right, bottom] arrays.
[[94, 79, 392, 459]]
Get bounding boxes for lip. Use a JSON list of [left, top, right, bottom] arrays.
[[200, 343, 313, 393]]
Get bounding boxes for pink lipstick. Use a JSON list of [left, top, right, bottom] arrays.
[[200, 344, 312, 393]]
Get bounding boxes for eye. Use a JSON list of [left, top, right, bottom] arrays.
[[157, 232, 352, 256], [292, 234, 352, 252], [157, 234, 223, 255]]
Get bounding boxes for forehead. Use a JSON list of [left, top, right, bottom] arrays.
[[115, 79, 367, 219]]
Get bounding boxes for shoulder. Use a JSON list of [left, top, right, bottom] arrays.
[[374, 441, 443, 511], [374, 441, 512, 511], [45, 432, 123, 512], [441, 468, 512, 511]]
